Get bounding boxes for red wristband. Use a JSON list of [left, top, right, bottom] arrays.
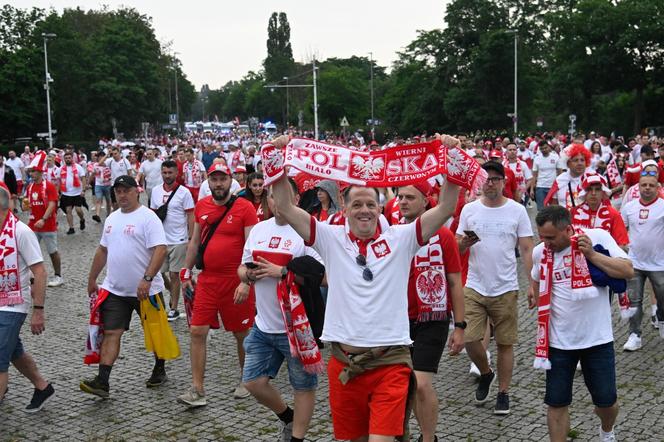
[[179, 268, 192, 282]]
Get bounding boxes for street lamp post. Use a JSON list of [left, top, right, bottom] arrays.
[[283, 76, 289, 128], [42, 33, 56, 150], [506, 27, 518, 135], [369, 52, 375, 140]]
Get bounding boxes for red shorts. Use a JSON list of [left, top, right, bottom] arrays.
[[190, 273, 254, 331], [327, 356, 411, 440], [185, 186, 200, 202], [16, 181, 23, 196]]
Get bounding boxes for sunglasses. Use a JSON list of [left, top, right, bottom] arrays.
[[485, 177, 504, 184], [355, 254, 374, 281], [641, 170, 658, 177]]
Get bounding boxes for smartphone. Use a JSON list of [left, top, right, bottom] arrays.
[[245, 262, 258, 269], [464, 230, 480, 240]]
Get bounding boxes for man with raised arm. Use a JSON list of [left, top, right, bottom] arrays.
[[270, 134, 461, 442]]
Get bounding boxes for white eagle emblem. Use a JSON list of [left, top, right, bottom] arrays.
[[446, 148, 470, 178], [261, 147, 284, 175], [352, 155, 384, 180]]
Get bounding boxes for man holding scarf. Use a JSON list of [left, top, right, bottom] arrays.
[[270, 134, 462, 442], [182, 148, 206, 201], [0, 182, 54, 412], [529, 206, 632, 442], [398, 182, 465, 442], [238, 179, 324, 442]]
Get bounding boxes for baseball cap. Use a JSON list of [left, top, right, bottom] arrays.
[[113, 175, 138, 188], [235, 165, 247, 173], [489, 149, 504, 159], [207, 163, 231, 176], [482, 161, 505, 178]]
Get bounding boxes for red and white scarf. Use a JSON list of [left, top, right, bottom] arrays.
[[59, 164, 81, 192], [605, 157, 622, 201], [0, 211, 23, 307], [184, 161, 203, 187], [409, 231, 450, 322], [535, 232, 595, 370], [261, 138, 486, 192], [503, 159, 526, 194], [84, 288, 109, 365], [231, 150, 242, 170], [277, 272, 324, 374]]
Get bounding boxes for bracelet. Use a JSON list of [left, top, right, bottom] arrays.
[[179, 268, 192, 282], [33, 305, 44, 310]]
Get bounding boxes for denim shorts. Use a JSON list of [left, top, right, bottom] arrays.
[[545, 342, 617, 408], [35, 231, 58, 255], [94, 185, 112, 200], [242, 324, 318, 391], [0, 311, 27, 372]]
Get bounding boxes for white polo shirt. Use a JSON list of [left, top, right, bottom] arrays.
[[307, 217, 424, 347], [242, 218, 322, 333], [621, 198, 664, 271]]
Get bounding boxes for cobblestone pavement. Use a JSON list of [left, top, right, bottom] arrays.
[[2, 196, 663, 441]]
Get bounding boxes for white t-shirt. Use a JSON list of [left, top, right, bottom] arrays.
[[58, 164, 86, 196], [310, 218, 422, 347], [150, 185, 195, 245], [621, 198, 664, 271], [139, 159, 163, 190], [531, 229, 627, 350], [5, 158, 23, 181], [197, 178, 241, 201], [242, 218, 323, 333], [532, 152, 560, 187], [0, 221, 43, 314], [105, 157, 132, 181], [457, 199, 533, 296], [100, 206, 166, 297], [554, 172, 583, 209], [517, 148, 534, 164]]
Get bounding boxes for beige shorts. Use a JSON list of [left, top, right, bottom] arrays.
[[161, 243, 187, 273], [464, 288, 518, 345]]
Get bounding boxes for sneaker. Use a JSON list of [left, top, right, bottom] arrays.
[[475, 370, 496, 404], [167, 309, 180, 322], [177, 386, 207, 408], [623, 333, 642, 351], [66, 227, 75, 235], [469, 362, 481, 378], [47, 275, 64, 287], [494, 391, 510, 415], [576, 361, 582, 371], [92, 215, 101, 223], [233, 383, 251, 399], [79, 376, 109, 398], [279, 421, 293, 442], [80, 219, 86, 231], [146, 366, 167, 388], [600, 426, 616, 442], [25, 383, 55, 413], [652, 315, 660, 329]]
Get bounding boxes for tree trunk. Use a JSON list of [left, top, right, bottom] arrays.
[[634, 85, 644, 135]]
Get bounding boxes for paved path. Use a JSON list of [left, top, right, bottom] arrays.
[[2, 198, 663, 441]]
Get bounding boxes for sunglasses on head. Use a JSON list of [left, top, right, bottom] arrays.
[[641, 170, 658, 177], [355, 254, 374, 281]]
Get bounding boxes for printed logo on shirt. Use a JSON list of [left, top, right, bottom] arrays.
[[201, 214, 209, 221], [269, 236, 281, 249], [105, 225, 112, 234], [639, 209, 649, 220], [283, 239, 292, 249], [123, 225, 136, 236], [563, 254, 572, 267], [227, 215, 233, 224], [371, 239, 391, 258]]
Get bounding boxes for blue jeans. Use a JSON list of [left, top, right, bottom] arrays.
[[242, 324, 318, 391], [627, 269, 664, 336], [0, 311, 27, 372], [545, 342, 617, 408], [535, 187, 551, 211], [94, 185, 111, 200]]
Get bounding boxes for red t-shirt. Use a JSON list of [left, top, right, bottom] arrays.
[[27, 180, 59, 232], [503, 167, 518, 200], [195, 196, 258, 275], [383, 197, 401, 225], [407, 226, 462, 320]]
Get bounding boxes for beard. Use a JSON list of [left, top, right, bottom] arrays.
[[212, 186, 229, 202]]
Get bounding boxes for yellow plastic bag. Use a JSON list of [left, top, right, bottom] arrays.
[[140, 295, 180, 360]]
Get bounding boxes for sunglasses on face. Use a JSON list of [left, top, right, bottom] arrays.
[[641, 170, 658, 177], [355, 254, 374, 281]]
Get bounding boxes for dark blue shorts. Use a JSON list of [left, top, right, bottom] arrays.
[[545, 342, 617, 408], [0, 311, 27, 372]]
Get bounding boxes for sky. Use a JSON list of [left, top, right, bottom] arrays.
[[16, 0, 450, 90]]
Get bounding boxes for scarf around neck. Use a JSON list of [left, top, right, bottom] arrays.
[[60, 164, 81, 192], [0, 211, 23, 307]]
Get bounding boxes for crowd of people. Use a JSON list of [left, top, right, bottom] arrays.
[[0, 127, 663, 442]]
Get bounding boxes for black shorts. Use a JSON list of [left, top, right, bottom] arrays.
[[409, 319, 450, 373], [100, 292, 164, 331], [59, 194, 85, 210]]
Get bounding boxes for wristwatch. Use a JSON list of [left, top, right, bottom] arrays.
[[280, 266, 288, 279], [454, 321, 467, 330], [142, 275, 154, 282]]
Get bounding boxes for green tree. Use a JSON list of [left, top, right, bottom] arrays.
[[263, 12, 294, 83]]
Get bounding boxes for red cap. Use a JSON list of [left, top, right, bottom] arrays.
[[412, 180, 432, 197], [207, 163, 231, 176], [489, 149, 504, 159], [235, 165, 247, 173]]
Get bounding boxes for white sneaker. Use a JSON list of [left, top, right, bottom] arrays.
[[47, 275, 64, 287], [469, 362, 480, 377], [622, 333, 642, 351], [599, 426, 616, 441], [576, 361, 582, 371], [233, 383, 250, 399]]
